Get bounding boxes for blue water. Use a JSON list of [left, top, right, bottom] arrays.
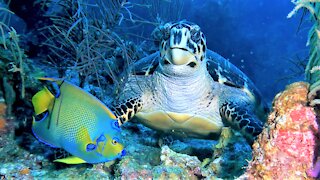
[[7, 0, 308, 103]]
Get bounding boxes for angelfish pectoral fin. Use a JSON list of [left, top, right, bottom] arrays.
[[53, 156, 87, 164], [32, 87, 55, 115]]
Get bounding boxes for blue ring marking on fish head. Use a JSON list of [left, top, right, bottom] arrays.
[[111, 121, 121, 132], [120, 149, 126, 157], [86, 143, 97, 152], [96, 134, 107, 153], [96, 134, 106, 143]]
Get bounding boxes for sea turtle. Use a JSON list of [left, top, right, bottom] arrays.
[[111, 21, 269, 142]]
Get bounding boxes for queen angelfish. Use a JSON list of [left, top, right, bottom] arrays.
[[31, 77, 126, 164]]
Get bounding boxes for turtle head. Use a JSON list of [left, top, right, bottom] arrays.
[[156, 21, 207, 76]]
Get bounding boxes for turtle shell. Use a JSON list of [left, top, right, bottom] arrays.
[[206, 50, 269, 117]]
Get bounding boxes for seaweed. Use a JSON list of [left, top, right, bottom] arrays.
[[0, 2, 44, 117], [288, 0, 320, 106], [37, 0, 144, 99], [0, 4, 22, 115]]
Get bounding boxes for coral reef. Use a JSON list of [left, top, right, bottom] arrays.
[[242, 82, 319, 179], [114, 123, 251, 179], [2, 0, 315, 179], [115, 145, 202, 179]]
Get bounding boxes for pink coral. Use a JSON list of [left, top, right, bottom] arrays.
[[244, 82, 319, 179], [275, 105, 317, 163]]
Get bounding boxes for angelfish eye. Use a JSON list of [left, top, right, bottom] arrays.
[[112, 138, 119, 145], [86, 143, 96, 152]]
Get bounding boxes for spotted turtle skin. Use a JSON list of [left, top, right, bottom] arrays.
[[112, 21, 269, 142]]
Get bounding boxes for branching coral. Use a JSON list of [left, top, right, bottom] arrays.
[[37, 0, 184, 99], [0, 4, 25, 113], [39, 0, 145, 98], [288, 1, 320, 106]]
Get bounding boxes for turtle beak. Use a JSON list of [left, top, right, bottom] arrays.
[[168, 48, 195, 65]]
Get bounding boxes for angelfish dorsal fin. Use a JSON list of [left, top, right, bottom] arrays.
[[53, 156, 86, 164]]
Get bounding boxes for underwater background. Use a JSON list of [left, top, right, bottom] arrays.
[[3, 0, 309, 102], [1, 0, 320, 179]]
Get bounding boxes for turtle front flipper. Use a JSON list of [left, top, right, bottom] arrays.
[[219, 102, 264, 143], [112, 97, 143, 126]]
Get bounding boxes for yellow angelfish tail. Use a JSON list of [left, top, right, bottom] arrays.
[[54, 156, 86, 164], [32, 87, 55, 115]]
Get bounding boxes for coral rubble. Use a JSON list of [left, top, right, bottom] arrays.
[[114, 123, 252, 179], [243, 82, 319, 179], [202, 127, 252, 179], [115, 145, 202, 179]]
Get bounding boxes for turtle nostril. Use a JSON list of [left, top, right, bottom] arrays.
[[187, 62, 197, 68]]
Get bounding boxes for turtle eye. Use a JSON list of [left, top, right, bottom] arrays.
[[190, 25, 201, 43], [162, 28, 170, 41], [112, 138, 119, 145], [86, 143, 96, 151], [161, 23, 172, 40], [190, 31, 201, 43]]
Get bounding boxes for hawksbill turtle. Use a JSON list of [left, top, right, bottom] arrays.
[[112, 21, 269, 142]]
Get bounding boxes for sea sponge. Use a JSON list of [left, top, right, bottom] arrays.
[[243, 82, 319, 179]]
